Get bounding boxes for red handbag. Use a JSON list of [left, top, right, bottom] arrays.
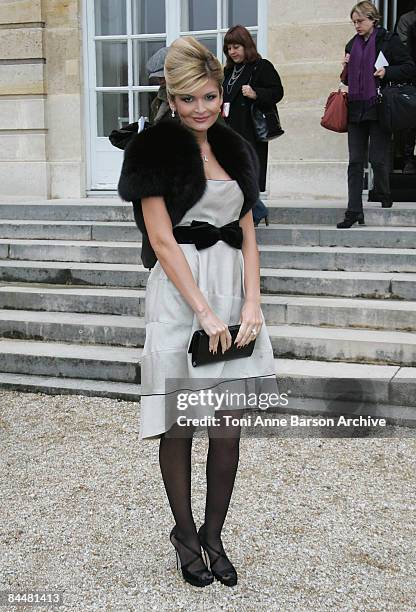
[[320, 90, 348, 133]]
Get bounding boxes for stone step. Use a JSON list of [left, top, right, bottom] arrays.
[[0, 371, 144, 401], [275, 358, 415, 413], [0, 260, 150, 287], [1, 286, 416, 331], [268, 325, 416, 366], [263, 295, 416, 331], [0, 309, 146, 347], [0, 238, 142, 264], [255, 224, 416, 248], [261, 269, 416, 300], [1, 239, 416, 272], [266, 201, 416, 226], [0, 312, 415, 365], [1, 220, 416, 249], [1, 197, 414, 420], [259, 245, 416, 272], [1, 263, 416, 299], [1, 200, 416, 227], [0, 200, 133, 222], [0, 220, 139, 241], [0, 354, 414, 419], [0, 338, 141, 383], [0, 285, 147, 316]]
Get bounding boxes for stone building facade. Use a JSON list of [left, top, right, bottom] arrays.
[[0, 0, 399, 199], [0, 0, 84, 198]]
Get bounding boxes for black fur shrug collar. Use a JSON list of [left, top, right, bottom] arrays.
[[117, 119, 259, 268]]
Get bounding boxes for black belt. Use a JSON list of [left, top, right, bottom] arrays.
[[173, 220, 243, 250]]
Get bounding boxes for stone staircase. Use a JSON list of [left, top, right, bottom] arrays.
[[0, 198, 415, 421]]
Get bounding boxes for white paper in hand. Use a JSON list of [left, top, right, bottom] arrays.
[[375, 51, 389, 70], [138, 116, 148, 133]]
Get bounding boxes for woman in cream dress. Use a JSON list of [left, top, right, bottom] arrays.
[[118, 37, 278, 589]]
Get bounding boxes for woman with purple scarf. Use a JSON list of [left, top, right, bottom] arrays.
[[337, 1, 416, 228]]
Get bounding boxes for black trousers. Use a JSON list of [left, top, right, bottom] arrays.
[[403, 128, 416, 159], [347, 120, 391, 212]]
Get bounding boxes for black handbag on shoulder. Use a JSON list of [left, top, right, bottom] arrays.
[[188, 324, 256, 367], [249, 62, 284, 142], [250, 104, 285, 141], [377, 83, 416, 132]]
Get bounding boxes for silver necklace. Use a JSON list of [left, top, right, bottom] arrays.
[[200, 141, 209, 163], [226, 63, 245, 94]]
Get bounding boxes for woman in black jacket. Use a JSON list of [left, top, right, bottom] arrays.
[[222, 25, 283, 226], [118, 36, 279, 589], [337, 1, 416, 228]]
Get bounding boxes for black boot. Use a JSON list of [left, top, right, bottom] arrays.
[[254, 215, 269, 227], [336, 210, 365, 229], [381, 199, 393, 208], [403, 159, 416, 175]]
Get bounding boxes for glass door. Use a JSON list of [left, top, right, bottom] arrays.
[[85, 0, 167, 190], [84, 0, 263, 191]]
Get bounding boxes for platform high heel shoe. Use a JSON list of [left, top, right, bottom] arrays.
[[197, 524, 238, 587], [170, 526, 214, 587]]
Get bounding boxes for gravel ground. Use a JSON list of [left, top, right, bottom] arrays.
[[1, 390, 415, 612]]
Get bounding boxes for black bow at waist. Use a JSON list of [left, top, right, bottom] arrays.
[[173, 220, 243, 250]]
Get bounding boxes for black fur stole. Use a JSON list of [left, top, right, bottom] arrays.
[[117, 119, 259, 268]]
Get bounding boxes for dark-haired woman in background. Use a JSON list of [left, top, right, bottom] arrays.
[[222, 25, 284, 226]]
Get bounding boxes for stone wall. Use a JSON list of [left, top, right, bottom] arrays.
[[43, 0, 84, 197], [0, 0, 353, 199], [0, 1, 47, 196], [0, 0, 84, 197], [267, 0, 352, 198]]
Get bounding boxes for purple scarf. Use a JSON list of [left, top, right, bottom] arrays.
[[348, 28, 378, 109]]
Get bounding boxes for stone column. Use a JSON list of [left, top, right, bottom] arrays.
[[267, 0, 352, 198], [43, 0, 84, 198], [0, 0, 48, 197], [0, 0, 84, 198]]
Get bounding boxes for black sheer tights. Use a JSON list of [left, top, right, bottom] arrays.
[[158, 409, 243, 574]]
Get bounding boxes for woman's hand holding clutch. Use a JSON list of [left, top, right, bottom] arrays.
[[196, 307, 233, 355], [235, 299, 263, 348]]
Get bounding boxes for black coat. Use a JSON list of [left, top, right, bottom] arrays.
[[117, 119, 260, 269], [344, 27, 416, 122], [223, 59, 283, 191]]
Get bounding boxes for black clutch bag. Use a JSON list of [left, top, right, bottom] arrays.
[[188, 324, 256, 367]]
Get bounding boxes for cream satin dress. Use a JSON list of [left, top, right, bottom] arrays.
[[139, 179, 278, 439]]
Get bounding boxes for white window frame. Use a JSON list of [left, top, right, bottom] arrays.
[[373, 0, 399, 29], [83, 0, 267, 192], [165, 0, 267, 54]]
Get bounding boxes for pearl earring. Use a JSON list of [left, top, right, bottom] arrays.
[[171, 109, 175, 118]]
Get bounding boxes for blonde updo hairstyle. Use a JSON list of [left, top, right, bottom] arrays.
[[350, 1, 381, 25], [164, 36, 224, 102]]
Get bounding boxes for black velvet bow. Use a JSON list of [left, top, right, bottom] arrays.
[[173, 220, 243, 250]]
